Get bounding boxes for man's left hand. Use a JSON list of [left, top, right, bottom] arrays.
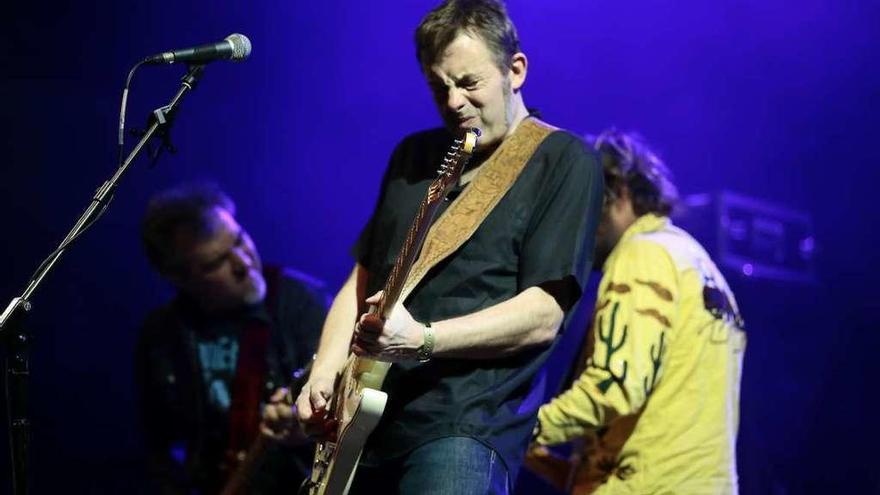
[[351, 291, 425, 362]]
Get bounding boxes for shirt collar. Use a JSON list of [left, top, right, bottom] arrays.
[[604, 213, 670, 271]]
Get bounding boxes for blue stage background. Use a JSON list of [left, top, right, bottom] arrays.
[[1, 1, 878, 493]]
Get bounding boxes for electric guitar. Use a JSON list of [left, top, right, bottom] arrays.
[[305, 128, 480, 495]]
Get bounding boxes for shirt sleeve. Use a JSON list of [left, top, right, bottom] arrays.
[[535, 240, 678, 445], [518, 134, 604, 310]]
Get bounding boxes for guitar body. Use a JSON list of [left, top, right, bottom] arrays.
[[309, 389, 387, 494], [306, 129, 479, 495], [308, 357, 390, 495]]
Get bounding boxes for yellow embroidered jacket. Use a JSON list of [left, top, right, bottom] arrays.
[[533, 214, 746, 494]]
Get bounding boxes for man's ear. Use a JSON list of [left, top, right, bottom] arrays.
[[509, 52, 528, 91], [609, 185, 630, 212]]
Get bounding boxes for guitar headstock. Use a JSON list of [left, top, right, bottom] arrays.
[[428, 128, 481, 202]]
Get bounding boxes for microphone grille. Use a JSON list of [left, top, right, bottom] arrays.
[[225, 33, 252, 61]]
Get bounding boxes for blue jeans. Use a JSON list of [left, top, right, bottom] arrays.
[[350, 436, 510, 495]]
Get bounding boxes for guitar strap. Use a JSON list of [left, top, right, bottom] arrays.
[[227, 266, 282, 456], [399, 117, 558, 302]]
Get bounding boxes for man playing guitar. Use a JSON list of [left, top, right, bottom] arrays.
[[264, 1, 604, 493]]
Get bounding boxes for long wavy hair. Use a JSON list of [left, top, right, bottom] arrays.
[[590, 129, 679, 216]]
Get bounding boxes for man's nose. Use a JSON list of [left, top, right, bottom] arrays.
[[230, 247, 252, 273], [446, 88, 466, 112]]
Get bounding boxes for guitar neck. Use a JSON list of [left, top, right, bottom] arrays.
[[376, 197, 441, 317], [283, 361, 312, 404], [374, 129, 479, 318], [309, 130, 479, 495]]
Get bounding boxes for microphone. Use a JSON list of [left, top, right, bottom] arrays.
[[144, 33, 252, 65]]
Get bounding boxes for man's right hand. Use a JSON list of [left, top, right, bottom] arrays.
[[295, 373, 338, 439]]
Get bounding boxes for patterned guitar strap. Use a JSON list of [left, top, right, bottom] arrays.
[[399, 117, 558, 301]]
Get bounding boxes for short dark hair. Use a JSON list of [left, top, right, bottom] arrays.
[[141, 183, 235, 274], [415, 0, 521, 72], [590, 129, 679, 216]]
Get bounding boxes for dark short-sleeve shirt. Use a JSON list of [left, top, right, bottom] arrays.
[[353, 124, 604, 476]]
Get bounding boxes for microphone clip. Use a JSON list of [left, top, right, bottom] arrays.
[[130, 64, 206, 168], [129, 103, 178, 168]]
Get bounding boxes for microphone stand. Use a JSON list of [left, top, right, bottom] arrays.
[[0, 64, 206, 495]]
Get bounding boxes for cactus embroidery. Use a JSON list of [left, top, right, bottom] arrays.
[[643, 331, 666, 396], [596, 301, 629, 394]]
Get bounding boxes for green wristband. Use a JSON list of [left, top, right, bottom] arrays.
[[417, 322, 435, 362]]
